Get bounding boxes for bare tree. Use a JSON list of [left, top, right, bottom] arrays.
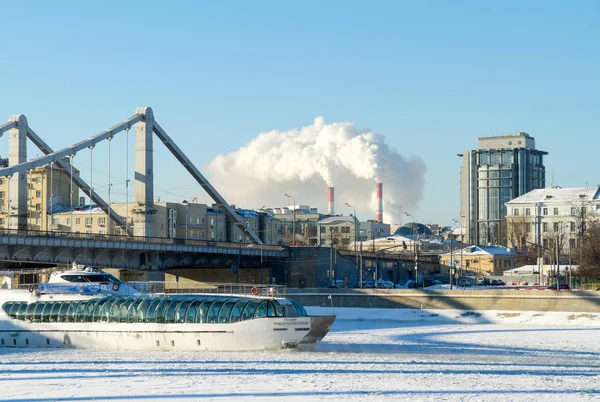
[[578, 221, 600, 280]]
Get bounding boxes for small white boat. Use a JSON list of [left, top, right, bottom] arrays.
[[0, 265, 335, 352]]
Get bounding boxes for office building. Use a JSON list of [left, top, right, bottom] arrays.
[[458, 132, 547, 245]]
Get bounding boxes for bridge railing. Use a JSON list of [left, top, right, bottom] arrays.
[[0, 228, 286, 251]]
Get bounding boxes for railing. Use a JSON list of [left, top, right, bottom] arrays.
[[0, 228, 286, 252], [18, 281, 287, 298], [128, 281, 287, 297]]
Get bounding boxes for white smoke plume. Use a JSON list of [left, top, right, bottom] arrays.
[[207, 117, 426, 224]]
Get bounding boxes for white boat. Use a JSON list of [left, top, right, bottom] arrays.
[[0, 265, 335, 352], [43, 263, 140, 296]]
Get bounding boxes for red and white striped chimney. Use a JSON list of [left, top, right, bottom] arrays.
[[328, 187, 335, 215], [376, 183, 383, 223]]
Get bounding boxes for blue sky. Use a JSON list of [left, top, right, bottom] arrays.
[[0, 1, 598, 226]]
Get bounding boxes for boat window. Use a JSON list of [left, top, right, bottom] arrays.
[[289, 299, 308, 317], [92, 297, 113, 322], [108, 299, 123, 322], [207, 300, 225, 323], [184, 300, 202, 323], [49, 302, 62, 322], [240, 300, 260, 322], [229, 300, 250, 323], [175, 299, 191, 323], [23, 303, 36, 322], [218, 299, 239, 323], [127, 299, 146, 323], [41, 302, 55, 322], [75, 301, 87, 323], [266, 301, 279, 317], [253, 301, 268, 319], [15, 303, 27, 320], [194, 298, 217, 323], [66, 302, 78, 322], [135, 299, 153, 322], [58, 302, 70, 322], [84, 299, 100, 322], [60, 275, 88, 283], [3, 302, 17, 316], [164, 299, 180, 323], [119, 299, 137, 322], [145, 299, 162, 323], [153, 299, 171, 323]]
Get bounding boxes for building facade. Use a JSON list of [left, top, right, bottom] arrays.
[[358, 220, 391, 241], [49, 202, 283, 245], [458, 132, 547, 246], [0, 165, 79, 231], [504, 186, 600, 260]]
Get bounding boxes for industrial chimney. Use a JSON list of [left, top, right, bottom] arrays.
[[376, 183, 383, 223], [328, 187, 335, 215]]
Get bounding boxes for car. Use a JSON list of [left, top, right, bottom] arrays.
[[490, 279, 506, 286], [457, 279, 471, 287], [547, 284, 571, 291]]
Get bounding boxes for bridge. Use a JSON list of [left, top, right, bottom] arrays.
[[0, 107, 279, 272], [0, 229, 287, 270]]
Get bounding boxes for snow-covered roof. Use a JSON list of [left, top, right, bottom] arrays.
[[440, 245, 514, 258], [319, 216, 357, 225], [506, 186, 600, 204]]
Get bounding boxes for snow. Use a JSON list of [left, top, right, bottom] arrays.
[[2, 307, 600, 401]]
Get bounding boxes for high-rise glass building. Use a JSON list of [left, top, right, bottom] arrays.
[[458, 133, 547, 245]]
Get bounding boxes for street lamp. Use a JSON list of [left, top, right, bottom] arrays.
[[345, 202, 360, 287], [404, 212, 419, 287], [284, 193, 295, 246]]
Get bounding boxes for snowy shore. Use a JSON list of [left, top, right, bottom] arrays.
[[2, 308, 599, 401]]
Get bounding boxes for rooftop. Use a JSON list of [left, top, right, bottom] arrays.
[[506, 186, 600, 204]]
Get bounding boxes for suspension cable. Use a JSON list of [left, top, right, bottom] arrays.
[[107, 136, 112, 235], [125, 127, 130, 236], [70, 154, 74, 232], [89, 145, 95, 235]]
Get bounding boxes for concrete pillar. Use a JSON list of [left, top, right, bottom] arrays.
[[8, 115, 27, 231], [133, 107, 155, 237]]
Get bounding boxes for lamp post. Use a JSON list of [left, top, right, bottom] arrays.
[[345, 202, 360, 287], [284, 193, 295, 246], [405, 212, 419, 286]]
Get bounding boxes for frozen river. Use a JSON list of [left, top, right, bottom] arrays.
[[2, 307, 599, 401]]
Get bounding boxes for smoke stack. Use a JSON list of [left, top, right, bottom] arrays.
[[328, 187, 335, 215], [376, 183, 383, 223]]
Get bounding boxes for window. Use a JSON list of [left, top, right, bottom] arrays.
[[513, 208, 519, 216], [571, 207, 577, 215], [0, 191, 5, 199], [85, 217, 92, 226], [553, 222, 559, 232], [525, 223, 531, 233], [543, 222, 548, 232], [569, 239, 576, 249], [36, 190, 41, 198], [36, 218, 41, 225], [543, 208, 548, 215], [553, 208, 559, 216], [67, 218, 71, 225], [36, 204, 41, 211], [210, 218, 214, 226], [0, 179, 4, 185], [0, 218, 4, 225], [98, 217, 106, 225], [525, 208, 530, 216], [35, 177, 41, 184], [51, 218, 57, 225], [76, 218, 80, 225], [570, 222, 575, 232]]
